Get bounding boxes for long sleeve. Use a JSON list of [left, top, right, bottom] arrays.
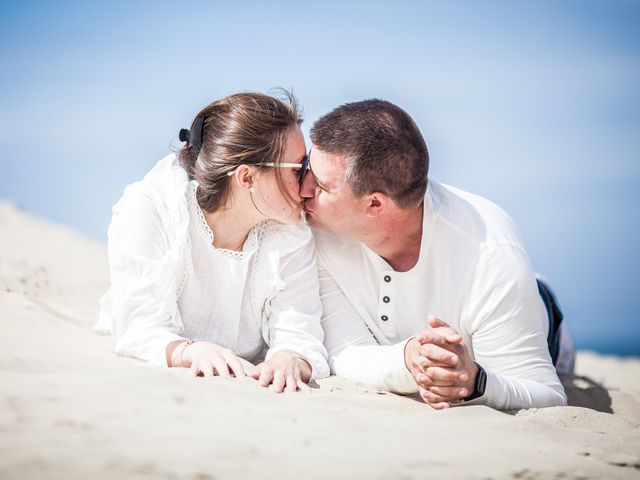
[[263, 228, 330, 380], [318, 241, 567, 408], [314, 181, 567, 409], [102, 189, 185, 366], [319, 266, 417, 392], [461, 243, 567, 409]]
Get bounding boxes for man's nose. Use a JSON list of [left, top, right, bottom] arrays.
[[299, 171, 316, 199]]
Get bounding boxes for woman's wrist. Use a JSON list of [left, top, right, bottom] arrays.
[[166, 339, 199, 367], [289, 352, 313, 381], [166, 340, 184, 367]]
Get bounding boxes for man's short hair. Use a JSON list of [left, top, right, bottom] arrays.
[[310, 99, 429, 208]]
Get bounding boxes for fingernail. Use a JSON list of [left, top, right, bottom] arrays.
[[459, 389, 467, 396]]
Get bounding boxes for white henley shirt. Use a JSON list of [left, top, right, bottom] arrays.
[[314, 180, 567, 409]]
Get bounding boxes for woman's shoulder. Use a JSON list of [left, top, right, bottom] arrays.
[[128, 153, 188, 198], [109, 153, 191, 245], [259, 218, 314, 256], [113, 154, 188, 213]]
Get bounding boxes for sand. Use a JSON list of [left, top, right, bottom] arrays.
[[1, 202, 639, 480]]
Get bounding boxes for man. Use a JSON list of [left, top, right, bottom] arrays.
[[300, 99, 571, 410]]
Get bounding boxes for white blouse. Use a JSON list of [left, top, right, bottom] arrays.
[[95, 154, 329, 380]]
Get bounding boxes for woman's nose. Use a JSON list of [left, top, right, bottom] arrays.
[[299, 172, 316, 199]]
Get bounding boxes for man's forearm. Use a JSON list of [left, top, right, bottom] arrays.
[[331, 340, 418, 393]]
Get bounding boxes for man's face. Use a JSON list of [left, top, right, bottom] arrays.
[[300, 147, 368, 237]]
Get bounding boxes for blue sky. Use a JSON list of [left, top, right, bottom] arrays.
[[1, 0, 639, 355]]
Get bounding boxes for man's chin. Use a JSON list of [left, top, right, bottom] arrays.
[[305, 210, 329, 229], [303, 210, 316, 225]]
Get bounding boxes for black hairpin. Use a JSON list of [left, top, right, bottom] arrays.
[[190, 113, 205, 156], [178, 113, 205, 156], [179, 128, 190, 142]]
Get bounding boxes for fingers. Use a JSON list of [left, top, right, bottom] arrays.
[[258, 364, 275, 388], [425, 315, 462, 344], [243, 362, 259, 379], [428, 315, 449, 329], [419, 344, 459, 366], [221, 350, 246, 378], [210, 353, 231, 378], [414, 367, 467, 389], [425, 366, 468, 384], [419, 387, 450, 410], [284, 373, 297, 393], [248, 362, 262, 380], [427, 385, 468, 399], [417, 329, 462, 347], [196, 360, 215, 378], [253, 352, 313, 393], [296, 379, 311, 392], [271, 370, 286, 393], [185, 344, 253, 380]]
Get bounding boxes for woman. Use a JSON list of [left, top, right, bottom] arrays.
[[95, 91, 328, 392]]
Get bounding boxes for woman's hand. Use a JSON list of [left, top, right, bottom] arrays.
[[179, 341, 257, 378], [251, 351, 312, 393]]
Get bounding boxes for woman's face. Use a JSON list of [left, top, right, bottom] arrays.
[[252, 125, 307, 224]]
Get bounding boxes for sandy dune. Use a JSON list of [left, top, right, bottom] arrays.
[[1, 202, 639, 480]]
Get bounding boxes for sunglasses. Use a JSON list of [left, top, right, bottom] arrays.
[[227, 154, 310, 185]]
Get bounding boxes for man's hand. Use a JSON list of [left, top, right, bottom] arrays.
[[250, 351, 312, 393], [405, 316, 479, 409]]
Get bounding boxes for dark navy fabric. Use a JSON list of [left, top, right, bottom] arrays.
[[536, 278, 564, 365]]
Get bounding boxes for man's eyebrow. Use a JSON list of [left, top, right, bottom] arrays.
[[308, 160, 330, 191]]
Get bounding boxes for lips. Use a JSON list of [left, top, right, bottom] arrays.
[[302, 200, 313, 214]]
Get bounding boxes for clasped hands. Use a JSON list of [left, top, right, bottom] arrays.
[[177, 341, 312, 393], [404, 316, 478, 409]]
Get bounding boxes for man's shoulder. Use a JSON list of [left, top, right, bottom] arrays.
[[311, 227, 365, 266], [311, 225, 361, 248], [428, 180, 524, 248]]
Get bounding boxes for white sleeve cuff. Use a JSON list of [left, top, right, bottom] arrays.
[[382, 340, 420, 394]]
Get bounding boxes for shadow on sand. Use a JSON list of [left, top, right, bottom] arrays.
[[561, 374, 613, 413]]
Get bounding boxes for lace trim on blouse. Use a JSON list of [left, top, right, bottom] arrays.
[[188, 180, 264, 261]]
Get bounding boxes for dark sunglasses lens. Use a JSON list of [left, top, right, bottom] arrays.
[[298, 155, 310, 184]]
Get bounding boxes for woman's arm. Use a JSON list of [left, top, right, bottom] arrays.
[[260, 226, 330, 388], [104, 189, 186, 365]]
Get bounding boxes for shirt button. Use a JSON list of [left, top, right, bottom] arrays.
[[384, 275, 391, 283], [383, 296, 390, 303], [381, 315, 389, 322]]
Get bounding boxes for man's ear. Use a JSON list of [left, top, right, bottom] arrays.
[[366, 193, 386, 218]]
